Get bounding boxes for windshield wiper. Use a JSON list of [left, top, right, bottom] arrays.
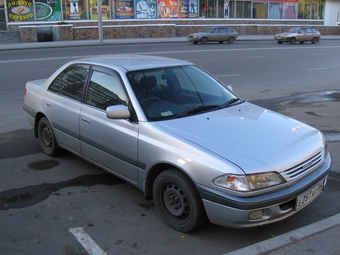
[[219, 98, 243, 109], [176, 105, 219, 118]]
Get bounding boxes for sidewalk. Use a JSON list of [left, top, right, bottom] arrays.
[[225, 213, 340, 255], [1, 35, 340, 51]]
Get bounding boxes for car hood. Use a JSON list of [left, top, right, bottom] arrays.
[[189, 32, 208, 36], [157, 102, 324, 174]]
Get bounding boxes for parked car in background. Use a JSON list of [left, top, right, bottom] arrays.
[[274, 27, 321, 44], [187, 26, 238, 44], [23, 55, 331, 232]]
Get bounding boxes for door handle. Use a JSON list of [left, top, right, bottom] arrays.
[[81, 117, 91, 124]]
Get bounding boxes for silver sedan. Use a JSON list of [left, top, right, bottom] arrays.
[[23, 55, 331, 232]]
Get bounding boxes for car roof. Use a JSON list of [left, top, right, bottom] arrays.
[[71, 55, 192, 71]]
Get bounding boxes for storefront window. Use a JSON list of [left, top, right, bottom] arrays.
[[235, 0, 251, 18], [115, 0, 134, 18], [136, 0, 157, 18], [188, 0, 198, 17], [4, 0, 325, 23], [284, 2, 297, 19], [63, 0, 87, 19], [253, 0, 268, 18], [36, 0, 62, 20]]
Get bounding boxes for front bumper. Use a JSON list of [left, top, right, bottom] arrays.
[[197, 152, 331, 228], [274, 37, 291, 42]]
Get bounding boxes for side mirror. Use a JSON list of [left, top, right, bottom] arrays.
[[106, 105, 131, 119], [227, 85, 233, 91]]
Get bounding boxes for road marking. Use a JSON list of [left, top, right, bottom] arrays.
[[69, 227, 107, 255], [217, 74, 241, 77], [248, 56, 265, 58], [311, 54, 324, 56], [1, 45, 340, 64], [308, 68, 327, 71]]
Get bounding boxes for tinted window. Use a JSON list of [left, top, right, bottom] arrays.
[[48, 66, 88, 102], [86, 70, 127, 110]]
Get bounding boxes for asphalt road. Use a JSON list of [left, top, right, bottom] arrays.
[[0, 41, 339, 255]]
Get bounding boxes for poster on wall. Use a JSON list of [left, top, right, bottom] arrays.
[[89, 0, 110, 19], [136, 0, 157, 18], [7, 0, 35, 22], [36, 0, 62, 21], [115, 0, 134, 18], [188, 0, 197, 18], [157, 0, 178, 18], [224, 0, 229, 18], [179, 0, 189, 18]]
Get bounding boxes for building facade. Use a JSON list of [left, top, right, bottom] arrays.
[[0, 0, 339, 30]]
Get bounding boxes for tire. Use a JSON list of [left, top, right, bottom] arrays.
[[227, 37, 235, 44], [153, 169, 207, 232], [193, 41, 198, 44], [277, 41, 283, 44], [300, 41, 304, 44], [312, 37, 317, 44], [38, 117, 62, 156], [290, 37, 296, 44], [219, 41, 224, 44], [201, 37, 208, 44]]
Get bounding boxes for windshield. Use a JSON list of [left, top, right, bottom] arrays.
[[127, 65, 241, 121], [289, 28, 300, 33]]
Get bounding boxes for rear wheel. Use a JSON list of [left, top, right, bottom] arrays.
[[290, 37, 296, 44], [153, 169, 207, 232], [312, 37, 317, 44], [201, 37, 208, 44], [227, 37, 235, 44], [38, 117, 62, 156], [300, 41, 304, 44], [219, 41, 224, 44], [277, 41, 283, 44]]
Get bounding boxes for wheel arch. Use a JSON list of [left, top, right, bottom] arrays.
[[144, 163, 196, 200], [34, 112, 47, 138]]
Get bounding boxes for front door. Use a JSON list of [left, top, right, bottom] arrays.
[[80, 66, 139, 183]]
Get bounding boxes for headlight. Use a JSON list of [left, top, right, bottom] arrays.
[[213, 172, 284, 192], [193, 36, 198, 39]]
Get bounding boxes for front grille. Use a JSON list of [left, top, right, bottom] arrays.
[[281, 150, 324, 182]]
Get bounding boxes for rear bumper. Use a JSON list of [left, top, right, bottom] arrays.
[[197, 152, 331, 228]]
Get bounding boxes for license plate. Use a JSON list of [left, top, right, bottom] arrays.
[[296, 179, 324, 211]]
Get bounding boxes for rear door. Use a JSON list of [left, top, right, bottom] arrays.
[[44, 64, 89, 154], [80, 66, 139, 183]]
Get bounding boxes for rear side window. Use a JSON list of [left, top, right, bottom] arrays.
[[48, 66, 88, 102]]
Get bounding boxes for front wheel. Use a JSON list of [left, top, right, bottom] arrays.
[[153, 169, 207, 232], [227, 37, 235, 44], [290, 37, 296, 44], [311, 37, 317, 44], [38, 117, 62, 156], [201, 37, 208, 44]]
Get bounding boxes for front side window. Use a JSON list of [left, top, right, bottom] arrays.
[[86, 70, 127, 110], [48, 66, 88, 101]]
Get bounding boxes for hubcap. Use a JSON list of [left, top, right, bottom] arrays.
[[163, 183, 189, 217], [42, 125, 52, 148]]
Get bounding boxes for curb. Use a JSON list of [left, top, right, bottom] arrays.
[[224, 213, 340, 255]]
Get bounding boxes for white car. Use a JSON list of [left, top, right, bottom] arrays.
[[23, 55, 331, 232]]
